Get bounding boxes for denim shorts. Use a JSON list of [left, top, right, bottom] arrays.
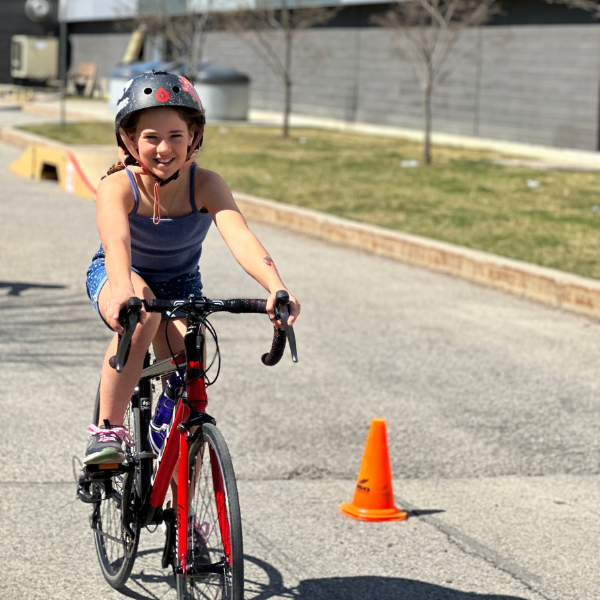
[[86, 249, 203, 326]]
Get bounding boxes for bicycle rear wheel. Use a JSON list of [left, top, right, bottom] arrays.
[[176, 423, 244, 600], [90, 383, 141, 588]]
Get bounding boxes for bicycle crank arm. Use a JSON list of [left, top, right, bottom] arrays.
[[76, 474, 102, 504]]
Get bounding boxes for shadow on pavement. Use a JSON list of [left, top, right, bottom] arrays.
[[120, 547, 176, 599], [81, 548, 530, 600], [0, 280, 66, 296], [292, 577, 530, 600], [244, 556, 531, 600]]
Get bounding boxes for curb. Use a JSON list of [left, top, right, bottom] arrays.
[[1, 127, 115, 199], [0, 126, 60, 149], [232, 191, 600, 320], [2, 127, 600, 319]]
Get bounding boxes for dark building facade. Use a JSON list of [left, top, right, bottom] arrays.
[[0, 0, 60, 84], [67, 0, 600, 151]]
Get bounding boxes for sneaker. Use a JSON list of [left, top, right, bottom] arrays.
[[84, 420, 132, 465]]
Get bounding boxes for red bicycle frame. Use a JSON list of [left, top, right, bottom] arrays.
[[145, 358, 222, 576]]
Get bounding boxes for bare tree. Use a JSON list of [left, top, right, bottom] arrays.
[[545, 0, 600, 17], [136, 0, 213, 82], [222, 0, 338, 138], [374, 0, 501, 165]]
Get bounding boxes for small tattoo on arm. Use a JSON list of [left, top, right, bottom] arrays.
[[263, 255, 274, 267]]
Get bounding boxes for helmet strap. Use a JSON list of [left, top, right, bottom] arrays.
[[118, 124, 204, 225]]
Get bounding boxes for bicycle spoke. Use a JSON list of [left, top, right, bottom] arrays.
[[179, 425, 242, 600], [91, 394, 141, 589]]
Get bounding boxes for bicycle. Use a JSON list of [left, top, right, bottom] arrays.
[[77, 290, 298, 599]]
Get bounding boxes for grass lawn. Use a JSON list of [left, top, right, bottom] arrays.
[[19, 122, 600, 279]]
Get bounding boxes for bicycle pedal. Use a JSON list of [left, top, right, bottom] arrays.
[[81, 463, 128, 483]]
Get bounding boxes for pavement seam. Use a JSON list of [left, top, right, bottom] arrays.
[[398, 497, 554, 600], [241, 519, 307, 584]]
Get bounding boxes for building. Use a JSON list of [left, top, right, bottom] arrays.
[[64, 0, 600, 151], [0, 0, 60, 85]]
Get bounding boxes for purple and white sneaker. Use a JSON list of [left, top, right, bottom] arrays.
[[84, 420, 133, 465]]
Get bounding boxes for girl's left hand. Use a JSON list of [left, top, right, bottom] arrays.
[[266, 289, 300, 329]]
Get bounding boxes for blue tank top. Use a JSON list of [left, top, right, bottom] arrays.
[[124, 163, 212, 282]]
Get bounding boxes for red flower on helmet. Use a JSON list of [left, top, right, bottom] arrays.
[[156, 88, 170, 102], [178, 76, 202, 108]]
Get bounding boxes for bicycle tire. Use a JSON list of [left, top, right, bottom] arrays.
[[90, 383, 141, 588], [176, 423, 244, 600]]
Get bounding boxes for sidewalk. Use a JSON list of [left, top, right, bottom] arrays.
[[4, 99, 600, 319], [20, 97, 114, 122]]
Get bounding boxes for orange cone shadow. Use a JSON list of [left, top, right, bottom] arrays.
[[341, 418, 408, 522]]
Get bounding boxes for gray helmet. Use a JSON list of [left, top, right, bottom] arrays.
[[115, 70, 204, 146], [114, 70, 205, 185]]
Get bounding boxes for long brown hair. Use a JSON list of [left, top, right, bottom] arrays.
[[102, 106, 205, 180]]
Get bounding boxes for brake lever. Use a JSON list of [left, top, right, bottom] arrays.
[[274, 290, 298, 363], [115, 297, 143, 373]]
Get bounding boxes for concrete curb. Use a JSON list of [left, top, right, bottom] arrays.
[[1, 127, 116, 199], [232, 191, 600, 320], [2, 124, 600, 319], [0, 126, 61, 149]]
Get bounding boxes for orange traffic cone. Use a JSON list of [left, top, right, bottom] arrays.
[[341, 418, 407, 522]]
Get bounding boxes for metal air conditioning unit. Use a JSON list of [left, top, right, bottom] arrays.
[[11, 35, 59, 82]]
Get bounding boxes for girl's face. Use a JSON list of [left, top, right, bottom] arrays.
[[130, 107, 194, 178]]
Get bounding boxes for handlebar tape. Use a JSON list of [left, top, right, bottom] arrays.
[[261, 326, 287, 366]]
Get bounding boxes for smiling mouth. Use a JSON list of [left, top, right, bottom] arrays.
[[155, 158, 175, 167]]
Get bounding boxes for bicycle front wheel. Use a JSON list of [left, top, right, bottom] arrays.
[[176, 423, 244, 600], [91, 383, 141, 588]]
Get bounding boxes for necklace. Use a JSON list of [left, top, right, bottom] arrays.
[[157, 176, 182, 216], [139, 171, 184, 220]]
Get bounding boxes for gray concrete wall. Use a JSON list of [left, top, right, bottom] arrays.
[[477, 25, 600, 149], [204, 24, 600, 151], [69, 33, 132, 84], [67, 24, 600, 151]]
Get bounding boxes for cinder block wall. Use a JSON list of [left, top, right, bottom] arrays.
[[477, 26, 600, 149], [204, 24, 600, 151]]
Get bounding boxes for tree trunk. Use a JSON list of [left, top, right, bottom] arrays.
[[282, 28, 292, 139], [283, 75, 292, 139], [423, 75, 432, 166]]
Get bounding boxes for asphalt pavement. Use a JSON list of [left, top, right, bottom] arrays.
[[0, 138, 599, 600]]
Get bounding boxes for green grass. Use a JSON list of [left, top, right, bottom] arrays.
[[18, 122, 600, 279]]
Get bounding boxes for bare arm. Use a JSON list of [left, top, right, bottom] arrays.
[[95, 173, 137, 331], [199, 170, 301, 326]]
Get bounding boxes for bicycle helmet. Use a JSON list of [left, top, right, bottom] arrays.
[[115, 71, 206, 223]]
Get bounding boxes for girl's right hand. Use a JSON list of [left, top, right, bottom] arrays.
[[103, 287, 138, 333]]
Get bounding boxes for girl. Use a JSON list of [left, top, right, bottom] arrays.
[[84, 71, 300, 464]]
